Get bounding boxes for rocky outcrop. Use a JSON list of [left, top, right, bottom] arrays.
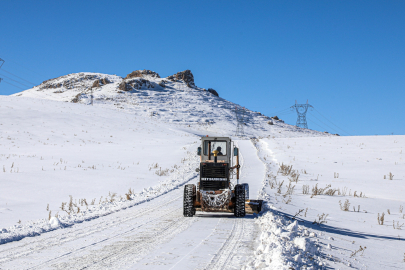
[[71, 93, 82, 103], [118, 81, 132, 91], [92, 80, 100, 88], [167, 70, 195, 88], [119, 78, 156, 91], [92, 78, 110, 88], [158, 80, 167, 88], [125, 70, 160, 79], [38, 73, 106, 90], [207, 88, 219, 97]]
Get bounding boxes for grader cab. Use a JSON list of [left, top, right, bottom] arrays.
[[183, 136, 263, 217]]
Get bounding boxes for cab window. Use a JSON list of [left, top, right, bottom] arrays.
[[203, 141, 227, 156]]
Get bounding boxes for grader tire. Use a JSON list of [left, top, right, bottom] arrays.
[[241, 183, 249, 200], [183, 184, 195, 217], [234, 184, 246, 217]]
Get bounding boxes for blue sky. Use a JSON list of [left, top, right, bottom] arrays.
[[1, 0, 404, 136]]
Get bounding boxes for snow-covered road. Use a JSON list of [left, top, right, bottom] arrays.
[[0, 140, 265, 270]]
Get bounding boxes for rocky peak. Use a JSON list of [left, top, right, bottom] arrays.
[[167, 70, 195, 88], [125, 70, 160, 79]]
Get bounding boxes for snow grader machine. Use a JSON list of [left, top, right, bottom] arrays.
[[183, 136, 263, 217]]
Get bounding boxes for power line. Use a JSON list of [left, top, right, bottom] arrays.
[[308, 111, 341, 135], [307, 118, 330, 132], [2, 80, 26, 90], [313, 108, 353, 136], [2, 58, 47, 77], [274, 111, 295, 116], [0, 68, 36, 85], [268, 107, 292, 116], [0, 72, 32, 88]]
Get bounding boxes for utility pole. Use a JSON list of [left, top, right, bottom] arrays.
[[91, 87, 93, 106], [291, 100, 313, 129], [0, 58, 4, 84]]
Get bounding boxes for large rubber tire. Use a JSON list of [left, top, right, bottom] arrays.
[[183, 184, 195, 217], [241, 183, 249, 200], [234, 184, 246, 217]]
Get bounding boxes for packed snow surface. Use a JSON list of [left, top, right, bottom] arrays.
[[0, 70, 404, 269]]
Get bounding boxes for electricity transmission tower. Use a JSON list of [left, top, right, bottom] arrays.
[[235, 106, 246, 137], [291, 100, 313, 129]]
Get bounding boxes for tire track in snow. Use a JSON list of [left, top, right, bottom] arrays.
[[51, 209, 198, 270], [203, 218, 245, 270], [0, 193, 183, 267]]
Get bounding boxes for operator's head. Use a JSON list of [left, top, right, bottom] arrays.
[[217, 146, 221, 151]]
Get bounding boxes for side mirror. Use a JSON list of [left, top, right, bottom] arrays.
[[234, 147, 239, 156], [197, 147, 202, 156]]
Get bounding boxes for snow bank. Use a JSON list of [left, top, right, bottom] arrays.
[[243, 209, 323, 269]]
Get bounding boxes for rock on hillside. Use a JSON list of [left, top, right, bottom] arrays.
[[125, 70, 160, 79], [207, 88, 219, 97], [167, 70, 195, 88]]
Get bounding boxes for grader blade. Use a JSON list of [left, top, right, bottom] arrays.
[[245, 200, 263, 214]]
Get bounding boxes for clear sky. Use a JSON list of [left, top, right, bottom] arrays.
[[1, 0, 404, 136]]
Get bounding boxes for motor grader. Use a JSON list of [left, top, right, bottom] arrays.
[[183, 136, 263, 217]]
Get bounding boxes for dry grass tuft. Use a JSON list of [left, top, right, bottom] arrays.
[[276, 180, 284, 194], [278, 163, 293, 176], [302, 185, 309, 195], [350, 246, 366, 258], [283, 182, 296, 197], [339, 199, 350, 211], [310, 184, 331, 198], [313, 213, 329, 225], [377, 212, 385, 225]]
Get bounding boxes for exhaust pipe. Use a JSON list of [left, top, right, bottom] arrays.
[[213, 150, 219, 163]]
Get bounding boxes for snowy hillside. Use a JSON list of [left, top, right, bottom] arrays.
[[13, 69, 326, 138], [0, 69, 404, 269]]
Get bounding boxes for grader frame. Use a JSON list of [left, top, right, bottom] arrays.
[[183, 136, 263, 217]]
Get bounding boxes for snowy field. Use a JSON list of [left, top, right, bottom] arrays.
[[0, 70, 404, 269], [245, 136, 405, 269]]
